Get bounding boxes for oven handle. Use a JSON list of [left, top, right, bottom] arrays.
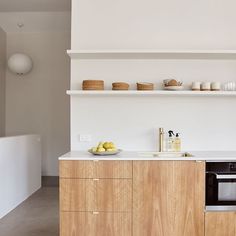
[[206, 172, 236, 179], [216, 174, 236, 179]]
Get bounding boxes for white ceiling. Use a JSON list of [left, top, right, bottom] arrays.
[[0, 0, 71, 12]]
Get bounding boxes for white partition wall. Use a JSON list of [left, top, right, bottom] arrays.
[[0, 135, 41, 219]]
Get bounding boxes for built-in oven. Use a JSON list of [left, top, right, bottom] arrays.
[[206, 162, 236, 211]]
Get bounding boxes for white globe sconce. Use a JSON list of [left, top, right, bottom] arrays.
[[8, 53, 33, 75]]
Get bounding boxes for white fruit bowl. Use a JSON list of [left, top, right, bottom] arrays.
[[88, 149, 122, 156]]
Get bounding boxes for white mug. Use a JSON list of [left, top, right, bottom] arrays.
[[192, 82, 201, 91], [211, 82, 221, 91], [201, 82, 211, 91]]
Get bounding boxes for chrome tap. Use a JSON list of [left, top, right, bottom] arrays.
[[159, 128, 165, 152]]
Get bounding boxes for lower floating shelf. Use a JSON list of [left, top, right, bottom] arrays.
[[67, 90, 236, 97]]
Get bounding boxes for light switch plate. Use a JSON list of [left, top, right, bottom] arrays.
[[79, 134, 92, 142]]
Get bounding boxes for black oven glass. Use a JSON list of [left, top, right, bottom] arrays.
[[206, 162, 236, 206]]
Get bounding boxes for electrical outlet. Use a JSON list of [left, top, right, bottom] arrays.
[[79, 134, 92, 142]]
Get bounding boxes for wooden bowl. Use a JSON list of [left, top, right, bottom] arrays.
[[112, 82, 129, 90], [83, 80, 104, 86], [164, 79, 182, 87], [82, 80, 104, 90], [137, 82, 154, 90]]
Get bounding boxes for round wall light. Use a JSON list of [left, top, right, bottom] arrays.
[[8, 53, 33, 75]]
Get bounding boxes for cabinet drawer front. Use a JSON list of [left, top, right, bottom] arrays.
[[60, 160, 132, 178], [60, 212, 131, 236], [60, 179, 132, 212]]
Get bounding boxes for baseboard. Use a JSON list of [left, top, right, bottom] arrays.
[[42, 176, 59, 187]]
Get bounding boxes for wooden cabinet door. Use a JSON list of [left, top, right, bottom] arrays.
[[205, 212, 236, 236], [133, 161, 205, 236], [60, 178, 132, 212], [60, 212, 132, 236]]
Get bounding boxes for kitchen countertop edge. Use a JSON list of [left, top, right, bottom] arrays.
[[59, 151, 236, 161]]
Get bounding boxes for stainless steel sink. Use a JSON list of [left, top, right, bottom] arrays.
[[138, 152, 194, 158]]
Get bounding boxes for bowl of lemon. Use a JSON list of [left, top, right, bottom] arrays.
[[89, 142, 121, 156]]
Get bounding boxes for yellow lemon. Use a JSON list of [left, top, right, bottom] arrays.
[[103, 142, 110, 150], [108, 142, 115, 148], [97, 147, 105, 152], [98, 141, 104, 146]]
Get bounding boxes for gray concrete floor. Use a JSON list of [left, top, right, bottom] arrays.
[[0, 187, 59, 236]]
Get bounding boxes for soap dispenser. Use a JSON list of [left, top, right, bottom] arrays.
[[174, 133, 181, 152], [167, 130, 175, 152]]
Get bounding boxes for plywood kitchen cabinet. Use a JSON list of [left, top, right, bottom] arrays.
[[60, 160, 205, 236], [133, 161, 205, 236], [59, 160, 132, 236], [205, 212, 236, 236]]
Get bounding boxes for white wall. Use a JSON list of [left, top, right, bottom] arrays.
[[70, 0, 236, 152], [0, 27, 6, 137], [72, 0, 236, 50], [5, 30, 70, 176], [0, 135, 41, 219]]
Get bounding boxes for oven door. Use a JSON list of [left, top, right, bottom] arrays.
[[206, 173, 236, 211]]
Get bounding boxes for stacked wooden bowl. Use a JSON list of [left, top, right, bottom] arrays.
[[82, 80, 104, 90], [112, 82, 129, 90], [137, 82, 154, 90], [163, 79, 182, 87]]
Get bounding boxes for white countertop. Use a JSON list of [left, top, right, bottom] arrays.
[[59, 151, 236, 161]]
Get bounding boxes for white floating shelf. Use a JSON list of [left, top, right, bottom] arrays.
[[67, 90, 236, 97], [67, 50, 236, 59]]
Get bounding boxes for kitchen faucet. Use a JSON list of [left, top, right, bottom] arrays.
[[159, 128, 165, 152]]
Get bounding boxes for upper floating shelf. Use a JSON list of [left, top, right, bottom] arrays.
[[67, 50, 236, 60], [67, 90, 236, 97]]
